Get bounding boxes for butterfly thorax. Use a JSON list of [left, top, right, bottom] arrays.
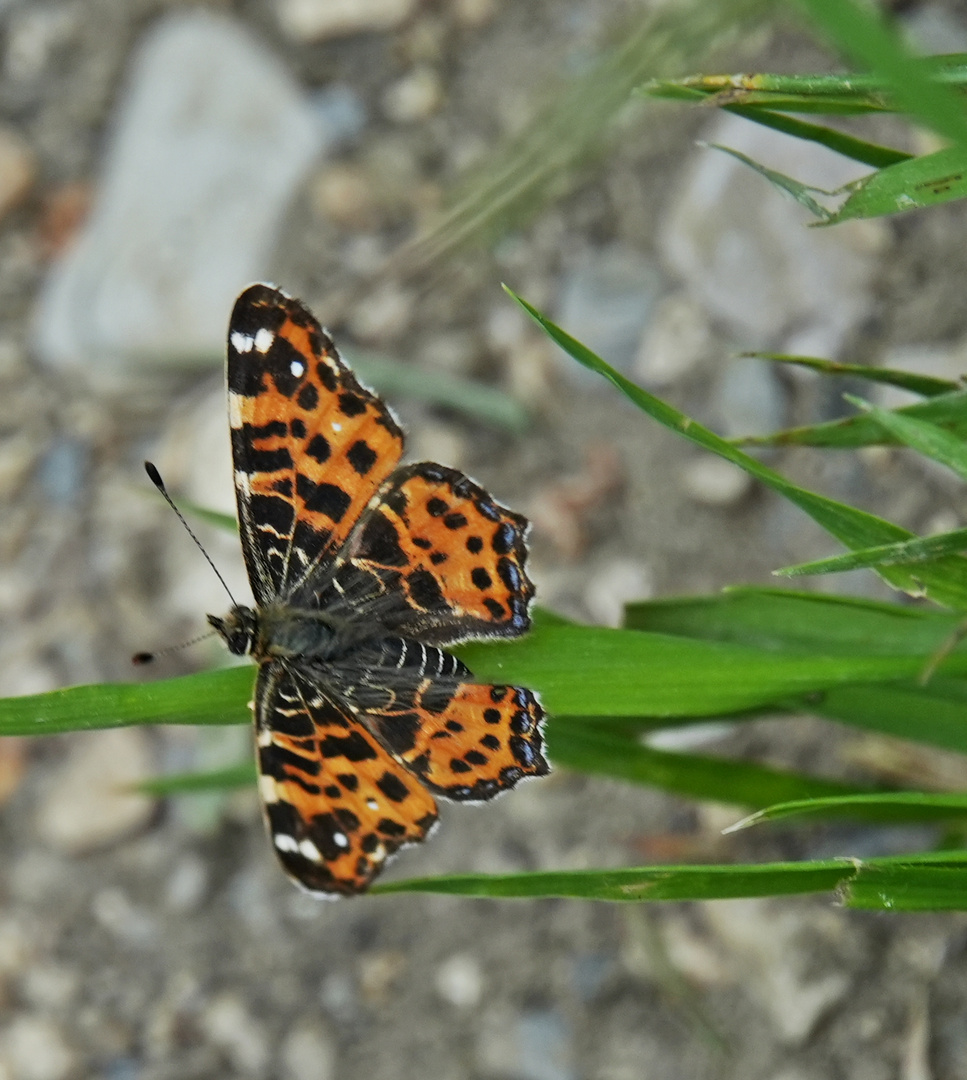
[[209, 603, 356, 662]]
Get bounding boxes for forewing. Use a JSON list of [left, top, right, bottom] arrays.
[[255, 661, 438, 896], [228, 284, 404, 604], [328, 638, 549, 802], [326, 462, 534, 645]]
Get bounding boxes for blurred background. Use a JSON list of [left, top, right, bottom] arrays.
[[3, 0, 967, 1077]]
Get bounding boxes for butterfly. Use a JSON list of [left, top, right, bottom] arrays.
[[207, 284, 548, 895]]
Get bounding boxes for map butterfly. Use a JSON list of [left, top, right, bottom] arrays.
[[207, 284, 548, 896]]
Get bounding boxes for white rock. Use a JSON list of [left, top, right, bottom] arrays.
[[202, 993, 270, 1076], [703, 899, 851, 1045], [276, 0, 417, 42], [634, 292, 713, 387], [555, 246, 663, 376], [680, 455, 753, 507], [716, 355, 787, 439], [0, 127, 34, 221], [35, 728, 155, 855], [33, 11, 325, 385], [435, 953, 484, 1008], [660, 113, 887, 351], [0, 1017, 76, 1080], [382, 66, 444, 123], [279, 1021, 336, 1080], [583, 559, 652, 627]]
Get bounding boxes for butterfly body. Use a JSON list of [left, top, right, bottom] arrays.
[[217, 284, 548, 896]]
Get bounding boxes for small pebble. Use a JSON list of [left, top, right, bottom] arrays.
[[434, 954, 484, 1008], [382, 66, 444, 123], [276, 0, 417, 41], [279, 1021, 336, 1080], [0, 1017, 76, 1080], [583, 559, 652, 627], [0, 127, 34, 221], [680, 455, 753, 507], [35, 729, 155, 855], [201, 993, 270, 1076]]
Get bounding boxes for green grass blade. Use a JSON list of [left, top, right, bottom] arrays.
[[846, 394, 967, 481], [732, 792, 967, 831], [827, 145, 967, 223], [372, 860, 852, 901], [508, 290, 967, 608], [12, 616, 967, 736], [846, 860, 967, 911], [797, 0, 967, 148], [815, 680, 967, 755], [134, 762, 256, 796], [747, 353, 959, 396], [736, 389, 967, 450], [777, 529, 967, 578], [714, 107, 908, 168], [707, 144, 835, 220], [0, 667, 251, 736], [550, 719, 861, 805], [625, 588, 962, 654], [350, 353, 529, 433]]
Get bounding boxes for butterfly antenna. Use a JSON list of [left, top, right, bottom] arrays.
[[143, 460, 237, 608], [133, 629, 217, 666]]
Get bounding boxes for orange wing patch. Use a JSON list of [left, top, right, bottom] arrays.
[[362, 681, 547, 802], [257, 663, 438, 896], [342, 462, 534, 644], [228, 284, 404, 603]]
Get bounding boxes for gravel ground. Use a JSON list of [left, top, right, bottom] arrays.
[[5, 2, 967, 1078]]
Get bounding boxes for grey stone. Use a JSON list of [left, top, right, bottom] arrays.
[[35, 729, 155, 856], [555, 246, 662, 377], [660, 113, 887, 353], [33, 11, 327, 385]]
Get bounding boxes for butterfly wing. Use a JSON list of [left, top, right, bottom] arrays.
[[317, 462, 534, 645], [255, 660, 438, 896], [227, 284, 404, 605], [327, 638, 549, 802]]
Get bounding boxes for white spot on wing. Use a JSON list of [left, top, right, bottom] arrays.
[[299, 838, 322, 862], [366, 798, 379, 810], [231, 331, 254, 354], [259, 775, 279, 803], [228, 392, 244, 429], [274, 833, 299, 853], [254, 327, 275, 354], [290, 358, 305, 378], [332, 832, 349, 849], [331, 421, 342, 433]]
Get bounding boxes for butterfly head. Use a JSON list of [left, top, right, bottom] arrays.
[[208, 605, 260, 657]]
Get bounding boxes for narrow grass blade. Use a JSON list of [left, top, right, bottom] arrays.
[[550, 719, 861, 806], [707, 144, 836, 220], [846, 394, 967, 481], [625, 588, 963, 655], [777, 529, 967, 578], [731, 792, 967, 831], [350, 353, 529, 433], [738, 389, 967, 449], [0, 667, 251, 736], [747, 353, 959, 396], [814, 679, 967, 755], [713, 107, 908, 169], [846, 854, 967, 911], [133, 762, 256, 796], [508, 290, 967, 609], [373, 859, 852, 901], [797, 1, 967, 148], [828, 145, 967, 222]]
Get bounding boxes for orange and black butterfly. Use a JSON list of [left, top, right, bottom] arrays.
[[209, 284, 548, 895]]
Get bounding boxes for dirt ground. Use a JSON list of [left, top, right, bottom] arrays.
[[6, 1, 967, 1078]]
